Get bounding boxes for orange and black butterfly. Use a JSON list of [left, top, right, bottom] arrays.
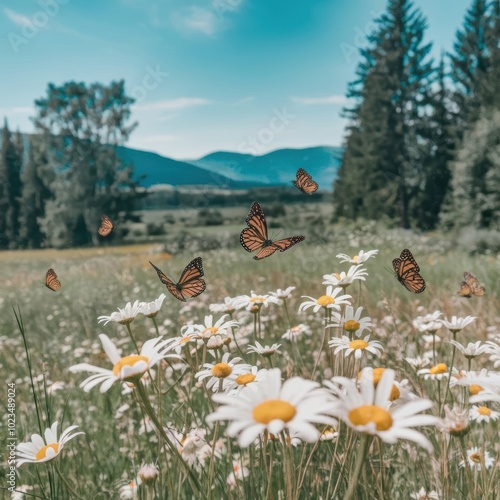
[[149, 257, 206, 302], [45, 268, 61, 292], [392, 249, 426, 294], [292, 168, 318, 195], [240, 202, 305, 260], [98, 214, 114, 237], [458, 271, 485, 298]]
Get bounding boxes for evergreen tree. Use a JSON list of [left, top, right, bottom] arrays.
[[411, 56, 454, 229], [449, 0, 491, 129], [0, 120, 23, 248], [18, 136, 53, 248], [333, 0, 434, 228], [33, 80, 139, 248]]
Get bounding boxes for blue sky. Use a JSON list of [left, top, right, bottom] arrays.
[[0, 0, 471, 159]]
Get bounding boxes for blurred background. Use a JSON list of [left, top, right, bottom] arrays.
[[0, 0, 498, 254]]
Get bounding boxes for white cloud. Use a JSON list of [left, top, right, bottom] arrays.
[[232, 96, 255, 105], [134, 98, 212, 112], [3, 7, 33, 27], [181, 6, 217, 35], [291, 95, 349, 105]]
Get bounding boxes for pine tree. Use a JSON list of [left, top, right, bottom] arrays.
[[0, 120, 23, 248], [18, 136, 53, 248], [411, 56, 454, 229], [333, 0, 435, 228], [449, 0, 491, 129]]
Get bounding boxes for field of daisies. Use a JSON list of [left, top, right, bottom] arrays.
[[1, 230, 500, 499]]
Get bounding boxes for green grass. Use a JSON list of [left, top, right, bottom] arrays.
[[1, 228, 499, 499]]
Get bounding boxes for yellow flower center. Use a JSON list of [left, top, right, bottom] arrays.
[[477, 406, 491, 416], [113, 355, 149, 378], [211, 362, 232, 378], [344, 320, 360, 332], [389, 385, 400, 401], [291, 325, 301, 333], [180, 336, 191, 344], [250, 297, 265, 303], [429, 363, 447, 375], [253, 399, 297, 424], [352, 255, 359, 263], [470, 452, 481, 464], [469, 384, 484, 395], [317, 295, 334, 307], [349, 405, 393, 431], [236, 373, 256, 386], [349, 339, 368, 350], [202, 327, 219, 336], [358, 368, 384, 384], [35, 443, 59, 461], [333, 273, 341, 280]]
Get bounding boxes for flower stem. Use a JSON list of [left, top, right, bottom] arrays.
[[459, 436, 476, 500], [442, 332, 457, 415], [344, 434, 371, 500]]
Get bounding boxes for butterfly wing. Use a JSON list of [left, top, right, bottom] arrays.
[[458, 281, 472, 298], [45, 268, 61, 292], [292, 168, 319, 194], [98, 214, 114, 237], [392, 249, 426, 294], [253, 235, 305, 260], [464, 271, 485, 297], [240, 202, 268, 253], [149, 261, 186, 301], [176, 257, 206, 299]]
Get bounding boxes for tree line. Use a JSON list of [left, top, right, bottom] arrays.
[[0, 80, 142, 249], [333, 0, 500, 231]]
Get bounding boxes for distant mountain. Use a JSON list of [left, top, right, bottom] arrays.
[[190, 146, 343, 190], [116, 146, 258, 189]]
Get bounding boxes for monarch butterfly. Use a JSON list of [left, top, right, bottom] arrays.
[[392, 249, 426, 294], [458, 271, 485, 298], [45, 268, 61, 292], [240, 202, 305, 260], [149, 257, 206, 302], [98, 214, 114, 237], [292, 168, 318, 195]]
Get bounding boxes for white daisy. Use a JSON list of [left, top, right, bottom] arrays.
[[118, 479, 140, 499], [410, 487, 440, 500], [226, 460, 250, 489], [469, 405, 500, 423], [328, 335, 383, 360], [206, 368, 338, 447], [418, 363, 449, 381], [437, 405, 470, 436], [405, 356, 432, 370], [325, 368, 438, 452], [440, 315, 476, 334], [268, 286, 296, 300], [137, 463, 159, 485], [98, 300, 145, 325], [299, 286, 351, 314], [459, 446, 494, 470], [322, 265, 368, 288], [183, 315, 239, 340], [16, 421, 84, 466], [336, 249, 379, 264], [229, 366, 269, 394], [412, 311, 443, 334], [247, 342, 282, 357], [209, 297, 242, 314], [281, 324, 312, 340], [233, 291, 280, 311], [328, 306, 373, 337], [69, 334, 178, 392], [195, 352, 250, 392], [449, 340, 489, 359], [139, 294, 166, 318], [486, 340, 500, 367]]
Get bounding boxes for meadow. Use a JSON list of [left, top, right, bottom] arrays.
[[1, 214, 500, 499]]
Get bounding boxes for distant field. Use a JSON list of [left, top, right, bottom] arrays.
[[2, 226, 499, 498]]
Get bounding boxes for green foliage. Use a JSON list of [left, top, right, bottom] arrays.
[[33, 80, 140, 248], [334, 0, 435, 229]]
